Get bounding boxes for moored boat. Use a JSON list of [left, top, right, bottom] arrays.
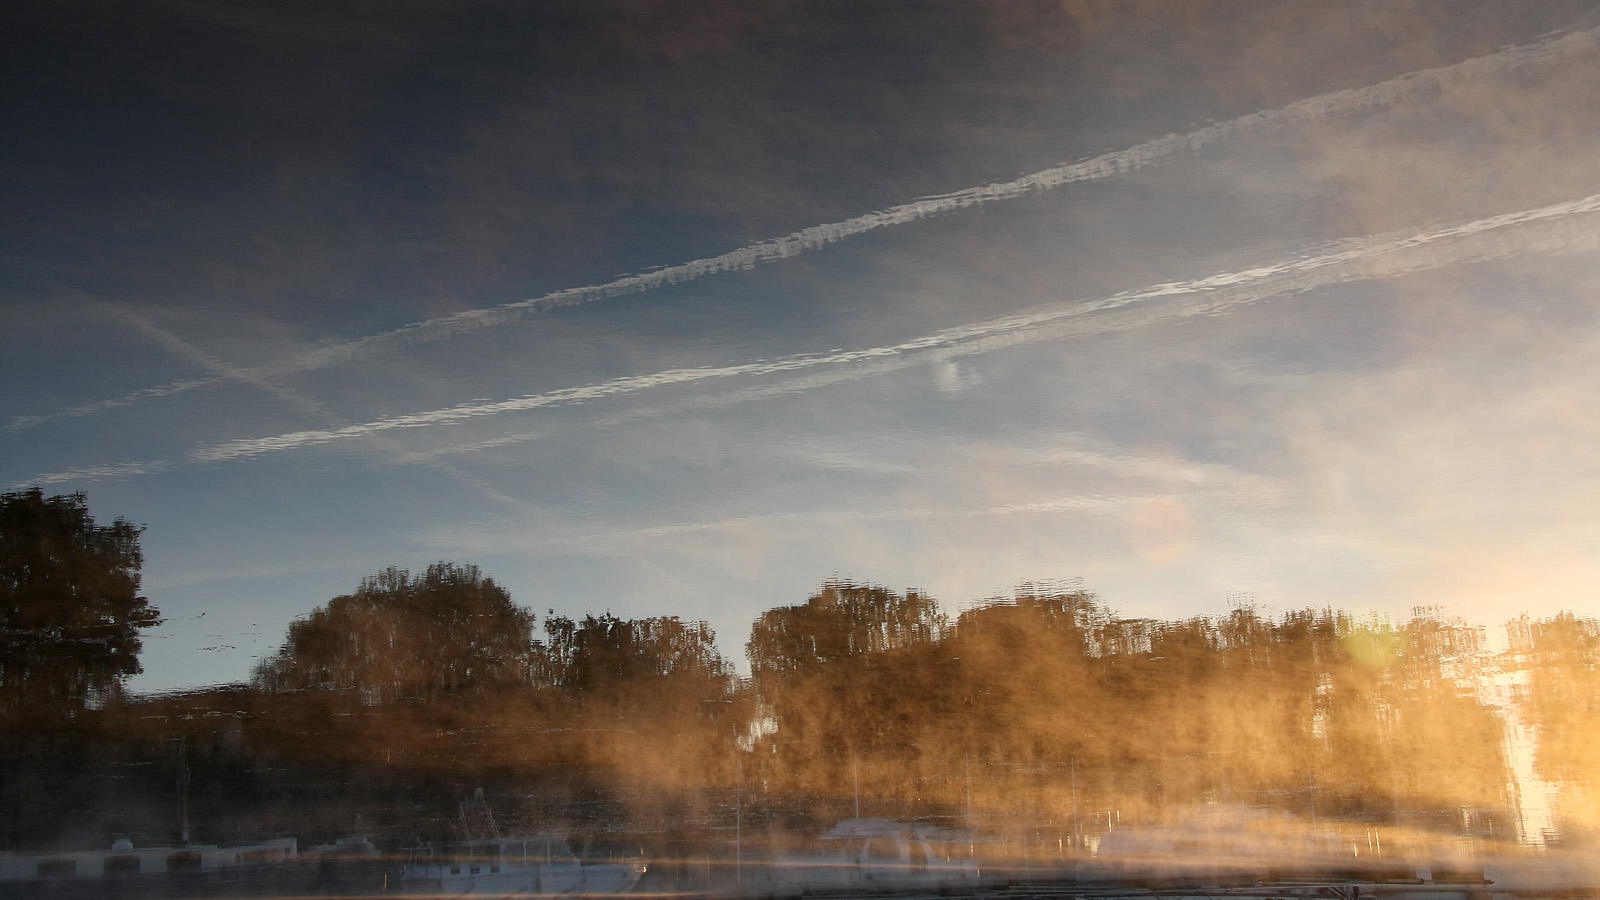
[[402, 835, 644, 896], [0, 836, 297, 882], [750, 818, 980, 895]]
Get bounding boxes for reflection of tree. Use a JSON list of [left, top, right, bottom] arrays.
[[10, 543, 1584, 848], [1, 488, 159, 723], [253, 563, 534, 703], [743, 581, 1521, 834], [747, 580, 946, 682], [539, 612, 734, 722], [948, 587, 1100, 767], [1385, 610, 1507, 815], [247, 567, 744, 794], [543, 613, 743, 786], [1520, 613, 1600, 786], [746, 581, 949, 793]]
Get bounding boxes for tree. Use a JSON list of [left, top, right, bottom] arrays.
[[253, 562, 535, 703], [744, 581, 950, 797], [1519, 613, 1599, 786], [0, 488, 159, 719], [538, 612, 733, 715], [746, 579, 946, 684]]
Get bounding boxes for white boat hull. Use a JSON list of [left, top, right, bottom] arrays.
[[404, 837, 643, 896]]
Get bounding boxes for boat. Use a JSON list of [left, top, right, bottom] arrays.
[[0, 836, 297, 882], [402, 834, 645, 896], [751, 818, 980, 894]]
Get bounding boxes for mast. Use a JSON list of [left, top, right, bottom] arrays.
[[852, 749, 860, 819], [177, 737, 191, 846]]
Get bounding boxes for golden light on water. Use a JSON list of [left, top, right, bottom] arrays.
[[4, 2, 1600, 896]]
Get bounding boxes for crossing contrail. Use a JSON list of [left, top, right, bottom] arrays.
[[9, 24, 1597, 436], [169, 192, 1600, 466], [80, 304, 535, 509], [14, 191, 1598, 488], [90, 302, 345, 425]]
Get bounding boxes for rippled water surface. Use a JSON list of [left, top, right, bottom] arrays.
[[2, 1, 1599, 891]]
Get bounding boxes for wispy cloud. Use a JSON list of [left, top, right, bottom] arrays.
[[25, 460, 172, 486], [15, 24, 1596, 435], [421, 494, 1139, 558], [4, 376, 225, 433], [18, 191, 1595, 489], [599, 495, 1134, 541], [90, 302, 344, 424], [948, 439, 1288, 503], [72, 303, 534, 510]]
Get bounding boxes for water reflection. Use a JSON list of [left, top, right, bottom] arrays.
[[6, 1, 1600, 896], [3, 534, 1596, 895]]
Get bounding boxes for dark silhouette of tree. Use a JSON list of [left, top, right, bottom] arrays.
[[745, 580, 949, 797], [0, 488, 159, 721], [530, 612, 740, 786], [253, 563, 534, 703], [747, 579, 946, 683], [949, 586, 1103, 762], [740, 578, 1528, 833], [539, 613, 732, 704]]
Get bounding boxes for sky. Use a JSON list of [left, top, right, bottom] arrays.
[[4, 0, 1600, 694]]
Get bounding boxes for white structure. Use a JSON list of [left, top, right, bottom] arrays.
[[402, 835, 644, 896], [752, 818, 980, 894]]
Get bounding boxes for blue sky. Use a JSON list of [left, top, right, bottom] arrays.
[[4, 1, 1600, 692]]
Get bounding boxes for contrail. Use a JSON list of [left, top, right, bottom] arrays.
[[582, 485, 1292, 547], [433, 495, 1134, 557], [401, 425, 1290, 507], [83, 304, 534, 509], [439, 482, 1286, 559], [12, 24, 1597, 435], [279, 25, 1598, 364], [90, 302, 344, 424], [14, 192, 1598, 488], [4, 376, 225, 433], [176, 192, 1600, 465], [25, 460, 172, 486], [591, 495, 1135, 542]]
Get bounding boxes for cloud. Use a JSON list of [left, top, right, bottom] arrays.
[[408, 493, 1145, 561], [4, 376, 225, 433], [949, 437, 1287, 502], [89, 301, 344, 425], [48, 302, 534, 511], [23, 460, 171, 486]]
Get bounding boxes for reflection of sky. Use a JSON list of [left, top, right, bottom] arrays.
[[4, 2, 1600, 692]]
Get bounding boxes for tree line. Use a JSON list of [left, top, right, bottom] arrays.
[[2, 488, 1596, 855]]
